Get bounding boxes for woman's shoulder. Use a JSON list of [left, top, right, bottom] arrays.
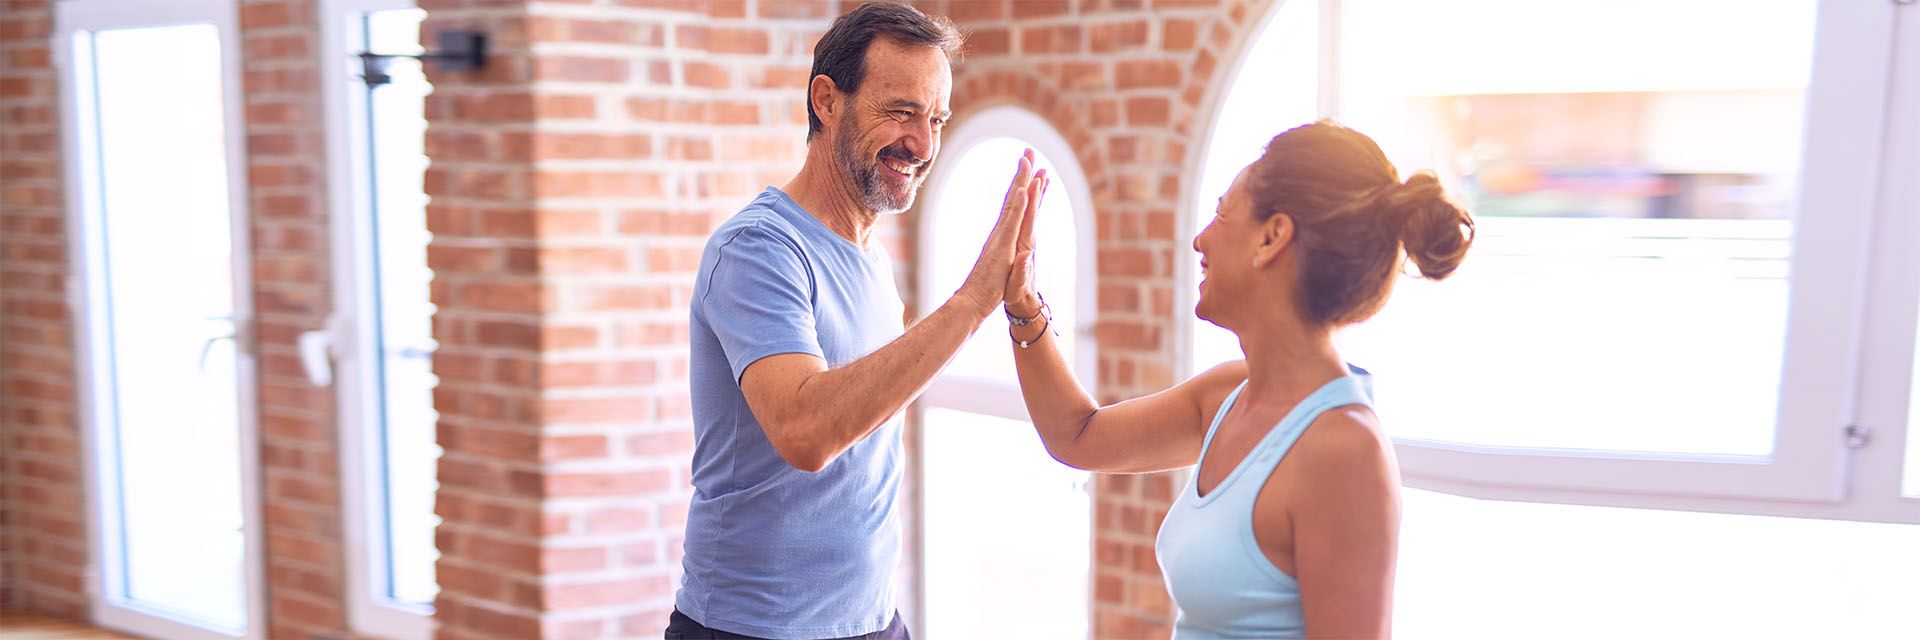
[[1289, 405, 1396, 493], [1185, 359, 1250, 418]]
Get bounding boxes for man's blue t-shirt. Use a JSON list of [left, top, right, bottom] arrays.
[[677, 187, 907, 639]]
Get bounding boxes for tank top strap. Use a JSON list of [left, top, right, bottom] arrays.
[[1197, 379, 1251, 462], [1243, 370, 1376, 472]]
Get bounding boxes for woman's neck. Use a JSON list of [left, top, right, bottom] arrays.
[[1234, 315, 1348, 410]]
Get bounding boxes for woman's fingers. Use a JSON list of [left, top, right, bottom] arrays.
[[1019, 170, 1046, 250], [990, 150, 1036, 251], [999, 150, 1037, 221]]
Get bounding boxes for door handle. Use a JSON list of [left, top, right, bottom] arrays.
[[198, 315, 236, 373], [298, 329, 333, 387]]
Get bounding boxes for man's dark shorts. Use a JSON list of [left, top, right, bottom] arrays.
[[664, 609, 909, 640]]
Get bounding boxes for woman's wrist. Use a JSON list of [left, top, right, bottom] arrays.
[[1004, 291, 1043, 319]]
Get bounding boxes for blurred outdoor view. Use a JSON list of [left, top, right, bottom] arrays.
[[1194, 0, 1920, 636]]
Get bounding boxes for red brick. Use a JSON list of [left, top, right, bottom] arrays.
[[534, 170, 664, 198], [437, 561, 505, 598], [540, 434, 609, 461], [534, 132, 650, 159], [544, 469, 672, 497], [239, 3, 290, 29], [757, 0, 829, 18], [682, 61, 731, 89], [969, 27, 1011, 56], [445, 426, 539, 461], [456, 601, 540, 638], [645, 245, 702, 274], [1125, 96, 1172, 126], [541, 546, 608, 573], [1117, 60, 1181, 90], [534, 56, 629, 83], [626, 428, 693, 456], [945, 0, 1002, 21], [538, 93, 598, 119], [542, 360, 658, 387], [456, 281, 543, 313], [542, 395, 651, 424], [544, 577, 670, 610], [752, 65, 809, 90], [1012, 0, 1069, 18], [583, 506, 655, 533], [543, 325, 600, 349]]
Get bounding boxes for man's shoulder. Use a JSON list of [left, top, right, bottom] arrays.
[[708, 204, 807, 258]]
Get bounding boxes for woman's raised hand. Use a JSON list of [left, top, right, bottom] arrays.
[[957, 149, 1043, 316], [1004, 165, 1049, 317]]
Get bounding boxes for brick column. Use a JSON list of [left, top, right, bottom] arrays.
[[0, 0, 87, 619], [420, 1, 848, 636], [237, 0, 356, 636]]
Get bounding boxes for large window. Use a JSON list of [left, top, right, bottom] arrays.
[[318, 1, 437, 637], [58, 1, 264, 638], [915, 107, 1097, 639], [1190, 0, 1919, 636]]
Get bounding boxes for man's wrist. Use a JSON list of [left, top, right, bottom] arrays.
[[950, 286, 999, 320]]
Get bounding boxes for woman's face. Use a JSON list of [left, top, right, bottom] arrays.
[[1193, 167, 1265, 327]]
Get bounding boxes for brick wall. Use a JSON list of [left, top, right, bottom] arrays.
[[417, 1, 932, 636], [238, 0, 355, 636], [933, 0, 1278, 636], [0, 0, 1275, 637], [414, 1, 856, 637], [0, 0, 87, 619], [0, 0, 358, 633]]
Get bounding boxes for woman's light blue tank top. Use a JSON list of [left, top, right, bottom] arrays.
[[1154, 369, 1374, 639]]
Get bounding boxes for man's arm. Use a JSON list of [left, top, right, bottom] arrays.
[[740, 151, 1045, 472]]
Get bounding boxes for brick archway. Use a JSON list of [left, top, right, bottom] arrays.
[[939, 0, 1287, 635]]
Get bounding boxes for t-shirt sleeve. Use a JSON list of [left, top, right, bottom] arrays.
[[701, 225, 823, 382]]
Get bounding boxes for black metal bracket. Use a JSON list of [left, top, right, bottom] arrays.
[[359, 29, 486, 87]]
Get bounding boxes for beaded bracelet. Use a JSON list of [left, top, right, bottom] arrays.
[[1007, 294, 1056, 349]]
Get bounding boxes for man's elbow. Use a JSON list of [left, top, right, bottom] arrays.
[[779, 449, 832, 473], [765, 423, 834, 472]]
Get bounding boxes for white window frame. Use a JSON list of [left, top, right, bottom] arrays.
[[912, 105, 1100, 636], [1179, 0, 1920, 524], [316, 0, 434, 638], [55, 0, 267, 637]]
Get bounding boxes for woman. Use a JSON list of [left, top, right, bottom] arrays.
[[1001, 121, 1473, 638]]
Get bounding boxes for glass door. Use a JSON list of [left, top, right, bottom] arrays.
[[318, 1, 437, 637], [57, 1, 262, 638]]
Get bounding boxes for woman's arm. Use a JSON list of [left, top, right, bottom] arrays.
[[1282, 408, 1402, 638], [1000, 172, 1244, 473], [1012, 340, 1245, 473]]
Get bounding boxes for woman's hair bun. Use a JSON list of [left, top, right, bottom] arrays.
[[1382, 171, 1473, 280]]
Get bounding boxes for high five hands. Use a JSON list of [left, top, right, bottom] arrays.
[[960, 149, 1050, 317]]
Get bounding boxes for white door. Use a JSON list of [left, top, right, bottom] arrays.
[[317, 1, 439, 637], [56, 1, 264, 639]]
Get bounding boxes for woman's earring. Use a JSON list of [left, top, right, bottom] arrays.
[[1253, 258, 1263, 269]]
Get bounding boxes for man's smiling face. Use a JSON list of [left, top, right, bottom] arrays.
[[830, 35, 952, 215]]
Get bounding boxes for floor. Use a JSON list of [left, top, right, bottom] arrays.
[[0, 611, 140, 640]]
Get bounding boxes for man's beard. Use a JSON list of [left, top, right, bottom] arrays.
[[835, 128, 928, 215]]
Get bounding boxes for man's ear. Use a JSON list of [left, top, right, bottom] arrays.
[[810, 75, 840, 128], [1254, 213, 1294, 268]]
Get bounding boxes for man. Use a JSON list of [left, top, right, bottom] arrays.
[[670, 3, 1046, 639]]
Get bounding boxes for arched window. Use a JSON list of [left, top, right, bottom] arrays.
[[1190, 0, 1919, 636], [915, 106, 1097, 639]]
